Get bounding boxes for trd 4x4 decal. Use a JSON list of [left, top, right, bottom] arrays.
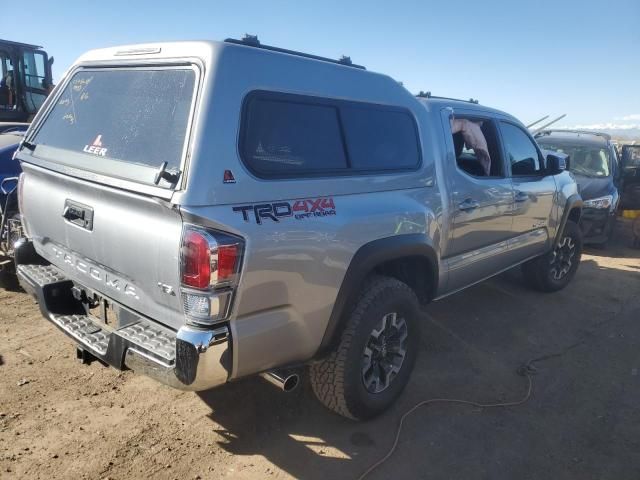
[[233, 197, 336, 224]]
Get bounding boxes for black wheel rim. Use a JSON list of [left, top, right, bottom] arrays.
[[549, 235, 577, 280], [361, 312, 408, 394]]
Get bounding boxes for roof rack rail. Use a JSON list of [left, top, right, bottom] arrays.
[[0, 38, 43, 50], [416, 91, 479, 104], [534, 129, 611, 142], [224, 35, 366, 70]]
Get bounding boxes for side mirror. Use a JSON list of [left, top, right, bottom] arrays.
[[546, 153, 568, 175]]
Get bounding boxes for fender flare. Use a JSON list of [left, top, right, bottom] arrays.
[[554, 194, 583, 247], [317, 234, 438, 355]]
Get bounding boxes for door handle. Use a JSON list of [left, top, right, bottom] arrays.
[[515, 191, 529, 202], [62, 200, 94, 231], [458, 198, 480, 211], [63, 206, 84, 222]]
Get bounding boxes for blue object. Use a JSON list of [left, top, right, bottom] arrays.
[[0, 131, 23, 207]]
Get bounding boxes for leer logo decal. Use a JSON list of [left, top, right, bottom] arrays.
[[233, 197, 336, 224], [83, 134, 108, 157]]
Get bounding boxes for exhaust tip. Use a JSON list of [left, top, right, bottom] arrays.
[[261, 370, 301, 392], [282, 374, 299, 392]]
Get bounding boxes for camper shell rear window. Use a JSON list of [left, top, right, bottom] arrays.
[[30, 66, 198, 188]]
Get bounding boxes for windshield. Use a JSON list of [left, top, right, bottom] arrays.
[[539, 142, 610, 177], [31, 67, 196, 187]]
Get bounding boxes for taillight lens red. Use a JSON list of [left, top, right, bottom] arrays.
[[217, 244, 238, 282], [181, 228, 242, 290], [182, 230, 211, 289]]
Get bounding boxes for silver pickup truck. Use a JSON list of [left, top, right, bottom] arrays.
[[14, 37, 582, 420]]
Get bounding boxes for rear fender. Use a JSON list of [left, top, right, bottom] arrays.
[[317, 234, 438, 355]]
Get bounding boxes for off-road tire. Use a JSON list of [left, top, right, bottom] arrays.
[[522, 220, 582, 292], [310, 275, 420, 420]]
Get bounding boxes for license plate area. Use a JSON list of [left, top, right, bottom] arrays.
[[72, 284, 138, 330], [88, 297, 117, 327]]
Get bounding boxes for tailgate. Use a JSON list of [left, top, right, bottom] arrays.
[[20, 162, 185, 329]]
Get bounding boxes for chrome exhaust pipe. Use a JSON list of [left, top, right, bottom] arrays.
[[261, 369, 300, 392]]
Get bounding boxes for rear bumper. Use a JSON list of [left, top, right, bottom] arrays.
[[580, 207, 615, 244], [17, 262, 231, 391]]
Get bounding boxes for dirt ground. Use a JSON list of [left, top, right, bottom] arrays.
[[1, 219, 639, 480]]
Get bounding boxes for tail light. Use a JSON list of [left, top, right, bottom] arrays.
[[180, 226, 243, 326], [182, 230, 213, 289]]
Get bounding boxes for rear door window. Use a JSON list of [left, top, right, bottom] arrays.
[[32, 67, 197, 187], [450, 117, 504, 178]]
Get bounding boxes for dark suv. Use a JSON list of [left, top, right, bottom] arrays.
[[536, 130, 619, 246]]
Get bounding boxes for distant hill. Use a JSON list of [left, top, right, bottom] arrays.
[[556, 125, 640, 143], [599, 128, 640, 142]]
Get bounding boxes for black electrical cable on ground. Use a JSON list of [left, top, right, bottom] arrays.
[[358, 362, 539, 480]]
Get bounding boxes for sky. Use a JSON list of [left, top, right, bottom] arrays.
[[4, 0, 639, 129]]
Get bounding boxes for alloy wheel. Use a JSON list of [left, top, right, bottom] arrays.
[[361, 312, 409, 394], [549, 235, 576, 280]]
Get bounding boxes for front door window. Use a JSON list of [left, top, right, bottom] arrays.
[[500, 122, 544, 176]]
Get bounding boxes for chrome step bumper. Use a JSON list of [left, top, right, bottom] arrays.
[[17, 263, 231, 391]]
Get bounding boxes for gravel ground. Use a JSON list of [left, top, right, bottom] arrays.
[[1, 219, 639, 479]]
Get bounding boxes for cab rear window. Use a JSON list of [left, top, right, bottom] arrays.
[[32, 67, 196, 186]]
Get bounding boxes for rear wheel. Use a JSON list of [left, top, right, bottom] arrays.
[[522, 220, 582, 292], [310, 275, 420, 420]]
